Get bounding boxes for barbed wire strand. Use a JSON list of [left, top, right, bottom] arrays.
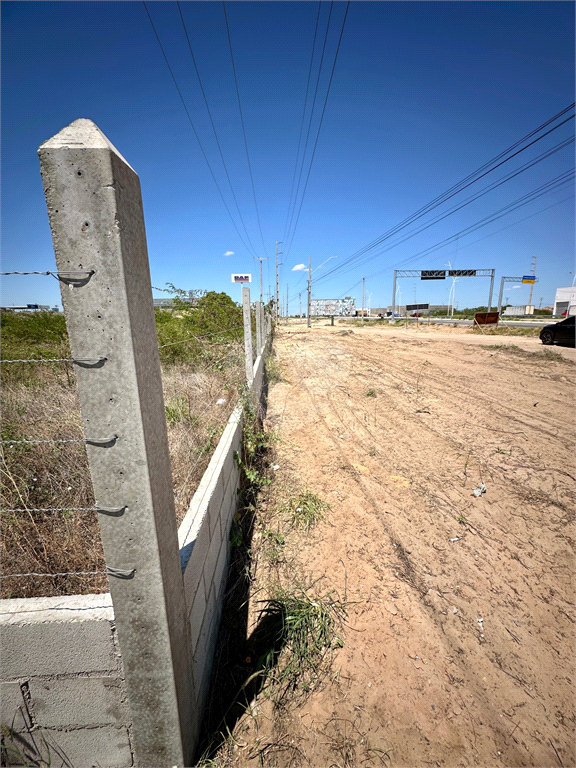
[[2, 435, 116, 445], [1, 507, 97, 513], [1, 357, 106, 365], [1, 570, 106, 579], [1, 506, 125, 514], [1, 565, 135, 579], [0, 270, 95, 279]]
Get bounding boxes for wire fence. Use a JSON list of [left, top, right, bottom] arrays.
[[1, 278, 267, 596]]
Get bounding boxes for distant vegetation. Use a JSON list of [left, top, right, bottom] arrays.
[[0, 292, 251, 598]]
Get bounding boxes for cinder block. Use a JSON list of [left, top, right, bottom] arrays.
[[0, 725, 133, 768], [43, 725, 133, 768], [214, 537, 230, 603], [193, 583, 217, 693], [188, 574, 207, 652], [203, 529, 223, 603], [196, 605, 222, 713], [0, 681, 30, 733], [0, 620, 118, 679], [221, 471, 240, 534], [207, 472, 225, 537], [29, 677, 130, 727], [181, 512, 211, 611]]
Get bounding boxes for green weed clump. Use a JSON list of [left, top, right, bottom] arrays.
[[264, 352, 283, 384], [256, 584, 346, 698], [1, 311, 70, 386], [287, 490, 329, 530]]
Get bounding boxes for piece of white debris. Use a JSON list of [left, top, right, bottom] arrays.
[[272, 464, 280, 471], [449, 537, 462, 542], [296, 507, 302, 512], [452, 606, 458, 614], [216, 398, 227, 405], [472, 482, 487, 498]]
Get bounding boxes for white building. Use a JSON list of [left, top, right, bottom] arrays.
[[553, 287, 576, 317]]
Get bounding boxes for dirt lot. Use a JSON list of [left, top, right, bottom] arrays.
[[221, 322, 575, 768]]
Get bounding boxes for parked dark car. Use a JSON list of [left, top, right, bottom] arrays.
[[539, 315, 575, 346]]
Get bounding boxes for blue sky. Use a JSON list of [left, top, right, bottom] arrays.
[[2, 1, 574, 312]]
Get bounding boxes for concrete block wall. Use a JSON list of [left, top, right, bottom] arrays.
[[0, 593, 134, 767], [0, 338, 271, 766], [177, 341, 270, 731]]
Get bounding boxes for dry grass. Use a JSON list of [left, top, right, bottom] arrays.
[[1, 345, 246, 599]]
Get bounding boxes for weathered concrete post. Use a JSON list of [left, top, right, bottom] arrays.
[[242, 285, 254, 385], [256, 300, 263, 355], [38, 119, 194, 767]]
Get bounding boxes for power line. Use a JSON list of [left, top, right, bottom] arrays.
[[284, 1, 334, 252], [335, 171, 575, 297], [176, 1, 260, 259], [285, 1, 351, 257], [142, 1, 257, 258], [281, 1, 323, 245], [222, 0, 268, 257], [317, 103, 575, 284], [314, 133, 574, 286]]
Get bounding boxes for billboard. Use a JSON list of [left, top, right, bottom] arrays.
[[522, 276, 536, 284], [448, 269, 476, 277], [474, 311, 499, 326], [231, 274, 251, 283], [406, 303, 430, 311], [420, 270, 446, 280]]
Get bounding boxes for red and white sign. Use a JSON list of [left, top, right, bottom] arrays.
[[231, 274, 252, 283]]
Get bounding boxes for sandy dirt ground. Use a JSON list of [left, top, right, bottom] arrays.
[[223, 322, 575, 768]]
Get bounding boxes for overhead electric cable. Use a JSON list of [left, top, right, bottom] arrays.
[[284, 1, 335, 251], [285, 0, 351, 257], [317, 104, 575, 282], [281, 0, 323, 245], [143, 1, 256, 257], [223, 0, 268, 256], [313, 133, 574, 286], [177, 1, 261, 259], [334, 170, 574, 294]]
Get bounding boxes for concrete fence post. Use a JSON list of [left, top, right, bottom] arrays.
[[242, 285, 254, 385], [256, 300, 263, 355], [38, 119, 194, 767]]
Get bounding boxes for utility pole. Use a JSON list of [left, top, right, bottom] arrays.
[[253, 257, 268, 303], [286, 284, 289, 325], [275, 241, 283, 322], [527, 256, 537, 309], [362, 277, 365, 325], [299, 292, 302, 322], [307, 255, 312, 329]]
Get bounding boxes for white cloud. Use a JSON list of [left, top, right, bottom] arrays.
[[292, 263, 307, 271], [512, 285, 521, 289], [224, 250, 234, 257]]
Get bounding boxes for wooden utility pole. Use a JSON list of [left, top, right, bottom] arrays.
[[286, 284, 289, 325], [362, 277, 365, 325]]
